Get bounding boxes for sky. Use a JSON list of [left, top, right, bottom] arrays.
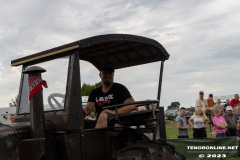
[[0, 0, 240, 110]]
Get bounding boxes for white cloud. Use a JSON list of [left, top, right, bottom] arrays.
[[0, 0, 240, 110]]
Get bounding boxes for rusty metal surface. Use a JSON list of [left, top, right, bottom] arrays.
[[0, 126, 17, 160], [55, 131, 83, 160], [0, 122, 57, 160], [29, 90, 46, 138], [65, 52, 84, 130], [20, 138, 47, 160], [0, 123, 31, 160], [82, 128, 109, 160]]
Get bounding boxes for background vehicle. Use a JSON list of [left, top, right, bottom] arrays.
[[0, 34, 185, 160]]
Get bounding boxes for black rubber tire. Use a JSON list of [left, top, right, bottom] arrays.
[[116, 140, 186, 160]]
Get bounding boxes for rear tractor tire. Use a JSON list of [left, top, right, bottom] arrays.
[[116, 140, 186, 160]]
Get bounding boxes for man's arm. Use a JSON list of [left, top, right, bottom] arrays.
[[103, 97, 136, 115], [176, 123, 189, 130], [83, 102, 95, 116]]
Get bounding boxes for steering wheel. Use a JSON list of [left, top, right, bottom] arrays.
[[48, 93, 65, 109]]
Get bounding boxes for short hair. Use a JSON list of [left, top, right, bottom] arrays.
[[214, 107, 220, 111]]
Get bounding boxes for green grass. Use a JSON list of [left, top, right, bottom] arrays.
[[166, 120, 212, 138], [166, 120, 239, 160]]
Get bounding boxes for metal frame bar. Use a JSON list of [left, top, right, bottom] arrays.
[[156, 61, 166, 139]]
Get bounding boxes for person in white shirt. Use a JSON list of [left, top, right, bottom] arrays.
[[195, 91, 208, 113]]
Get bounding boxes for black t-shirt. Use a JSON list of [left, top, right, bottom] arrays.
[[88, 83, 132, 116]]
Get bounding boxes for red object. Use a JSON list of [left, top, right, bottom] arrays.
[[230, 98, 239, 107], [28, 74, 48, 99]]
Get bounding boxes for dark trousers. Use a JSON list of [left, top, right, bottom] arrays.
[[226, 129, 237, 136], [193, 127, 207, 139], [178, 135, 189, 138]]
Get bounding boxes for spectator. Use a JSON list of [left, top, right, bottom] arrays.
[[223, 106, 237, 136], [224, 99, 230, 109], [195, 91, 207, 113], [233, 106, 239, 114], [219, 106, 224, 116], [185, 109, 192, 117], [230, 94, 239, 108], [188, 106, 210, 139], [212, 108, 228, 138], [175, 107, 190, 138], [10, 114, 15, 123], [214, 98, 222, 108], [206, 93, 214, 111], [236, 107, 240, 136], [206, 94, 215, 120], [236, 107, 240, 120], [236, 108, 240, 136], [237, 122, 240, 137]]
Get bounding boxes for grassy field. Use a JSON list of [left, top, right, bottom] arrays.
[[165, 120, 240, 160], [166, 120, 213, 138]]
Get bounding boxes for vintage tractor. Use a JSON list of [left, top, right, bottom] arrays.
[[0, 34, 185, 160]]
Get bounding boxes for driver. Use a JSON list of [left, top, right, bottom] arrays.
[[83, 64, 136, 129]]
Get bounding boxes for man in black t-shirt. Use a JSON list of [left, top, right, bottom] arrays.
[[83, 64, 136, 129]]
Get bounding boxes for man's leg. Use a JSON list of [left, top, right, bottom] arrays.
[[95, 112, 108, 128]]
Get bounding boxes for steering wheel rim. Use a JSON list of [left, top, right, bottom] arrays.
[[47, 93, 65, 109]]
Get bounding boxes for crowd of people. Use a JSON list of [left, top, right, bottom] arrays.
[[175, 91, 240, 139]]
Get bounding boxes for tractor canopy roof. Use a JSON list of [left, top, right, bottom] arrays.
[[11, 34, 169, 69]]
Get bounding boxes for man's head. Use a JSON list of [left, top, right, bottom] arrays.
[[234, 94, 239, 100], [226, 105, 233, 114], [100, 64, 115, 73], [99, 64, 115, 86], [209, 94, 213, 99], [219, 106, 224, 115], [179, 107, 186, 116], [10, 114, 15, 123], [199, 91, 204, 99]]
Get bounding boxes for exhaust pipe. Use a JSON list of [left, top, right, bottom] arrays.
[[22, 66, 47, 160]]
